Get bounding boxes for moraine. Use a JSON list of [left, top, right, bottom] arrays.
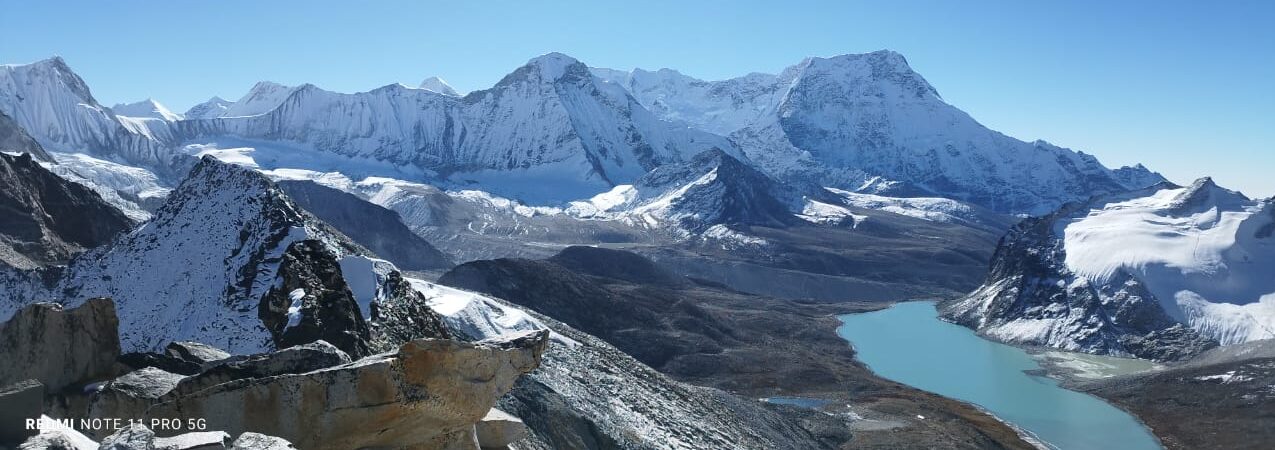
[[837, 301, 1162, 450]]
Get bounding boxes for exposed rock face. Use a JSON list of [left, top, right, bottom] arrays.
[[142, 331, 548, 449], [0, 110, 52, 161], [0, 152, 133, 270], [474, 408, 528, 449], [152, 431, 231, 450], [0, 298, 120, 392], [164, 341, 351, 400], [259, 240, 374, 357], [276, 180, 453, 271], [0, 379, 44, 446]]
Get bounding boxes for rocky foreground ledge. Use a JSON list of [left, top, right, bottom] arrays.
[[0, 299, 548, 450]]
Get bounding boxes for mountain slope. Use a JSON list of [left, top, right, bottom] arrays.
[[276, 179, 453, 270], [0, 152, 133, 269], [23, 157, 448, 355], [111, 99, 182, 122], [596, 51, 1164, 214], [0, 110, 52, 161], [944, 178, 1274, 360]]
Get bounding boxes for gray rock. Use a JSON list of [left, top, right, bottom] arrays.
[[88, 368, 185, 435], [0, 379, 44, 446], [226, 433, 295, 450], [18, 415, 98, 450], [474, 408, 527, 449], [0, 299, 121, 392], [97, 423, 155, 450], [163, 343, 230, 367], [152, 431, 230, 450], [164, 341, 350, 399]]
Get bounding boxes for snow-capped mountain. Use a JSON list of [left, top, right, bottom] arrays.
[[180, 53, 739, 203], [3, 51, 1162, 221], [111, 99, 182, 122], [418, 76, 459, 96], [1, 156, 447, 355], [943, 178, 1275, 360], [0, 57, 181, 173], [595, 50, 1164, 214], [183, 96, 233, 119]]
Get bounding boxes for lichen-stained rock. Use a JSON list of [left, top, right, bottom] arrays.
[[145, 330, 549, 450], [474, 408, 529, 449], [0, 298, 121, 392]]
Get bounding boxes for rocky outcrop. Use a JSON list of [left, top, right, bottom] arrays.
[[0, 152, 134, 270], [0, 379, 44, 446], [164, 341, 350, 399], [131, 331, 547, 449], [258, 240, 374, 357], [19, 421, 292, 450], [0, 298, 121, 392], [87, 367, 186, 433], [474, 408, 528, 449], [277, 180, 453, 271], [164, 342, 231, 367]]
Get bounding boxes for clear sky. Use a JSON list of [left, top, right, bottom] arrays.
[[3, 1, 1272, 197]]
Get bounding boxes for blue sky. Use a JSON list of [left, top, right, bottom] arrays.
[[3, 1, 1272, 196]]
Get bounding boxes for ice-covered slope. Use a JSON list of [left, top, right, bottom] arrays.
[[0, 110, 52, 161], [944, 178, 1274, 360], [596, 51, 1164, 214], [111, 99, 183, 122], [0, 57, 179, 172], [185, 53, 740, 203]]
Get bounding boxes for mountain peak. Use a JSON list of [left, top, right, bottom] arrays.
[[220, 81, 297, 117], [111, 98, 182, 121], [524, 52, 586, 81], [418, 76, 459, 96], [184, 96, 235, 119]]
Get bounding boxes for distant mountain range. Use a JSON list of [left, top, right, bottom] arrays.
[[1, 51, 1161, 218]]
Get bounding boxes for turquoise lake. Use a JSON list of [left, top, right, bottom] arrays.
[[836, 302, 1161, 450]]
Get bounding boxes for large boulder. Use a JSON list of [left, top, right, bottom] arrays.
[[474, 408, 529, 449], [145, 330, 549, 449], [88, 368, 186, 436], [0, 298, 121, 392], [164, 342, 231, 368], [0, 379, 44, 446]]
